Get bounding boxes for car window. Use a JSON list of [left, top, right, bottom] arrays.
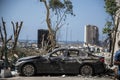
[[50, 49, 65, 57], [68, 50, 79, 57], [79, 50, 87, 57]]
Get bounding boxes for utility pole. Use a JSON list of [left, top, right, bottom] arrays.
[[66, 27, 68, 45]]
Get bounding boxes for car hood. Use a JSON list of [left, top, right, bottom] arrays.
[[17, 56, 42, 62]]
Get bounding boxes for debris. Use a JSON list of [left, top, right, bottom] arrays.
[[62, 75, 65, 77]]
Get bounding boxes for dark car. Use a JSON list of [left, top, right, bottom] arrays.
[[15, 47, 106, 76]]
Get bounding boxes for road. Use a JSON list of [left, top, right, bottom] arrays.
[[0, 75, 113, 80]]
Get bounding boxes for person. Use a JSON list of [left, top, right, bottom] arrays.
[[114, 40, 120, 80]]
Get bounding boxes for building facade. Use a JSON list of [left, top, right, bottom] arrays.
[[114, 0, 120, 52], [84, 25, 99, 45], [37, 29, 50, 48]]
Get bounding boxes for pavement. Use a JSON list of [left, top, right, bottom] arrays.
[[0, 75, 113, 80], [0, 68, 115, 80]]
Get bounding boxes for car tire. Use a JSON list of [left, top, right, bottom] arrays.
[[21, 64, 35, 76], [80, 65, 93, 76]]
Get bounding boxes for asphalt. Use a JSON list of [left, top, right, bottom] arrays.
[[0, 76, 113, 80]]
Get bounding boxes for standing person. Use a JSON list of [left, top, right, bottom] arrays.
[[114, 40, 120, 80]]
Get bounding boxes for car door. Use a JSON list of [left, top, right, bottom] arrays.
[[48, 49, 66, 73], [37, 49, 66, 73], [36, 55, 52, 73], [61, 49, 81, 74]]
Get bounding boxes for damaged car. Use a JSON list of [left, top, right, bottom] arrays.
[[15, 47, 106, 76]]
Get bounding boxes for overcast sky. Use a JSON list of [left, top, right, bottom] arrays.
[[0, 0, 108, 42]]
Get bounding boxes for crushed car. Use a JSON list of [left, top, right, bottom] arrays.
[[15, 47, 106, 76]]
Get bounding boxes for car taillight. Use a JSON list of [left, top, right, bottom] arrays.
[[99, 57, 104, 63]]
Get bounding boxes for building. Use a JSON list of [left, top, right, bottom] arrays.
[[84, 25, 99, 45], [114, 0, 120, 52], [37, 29, 50, 48]]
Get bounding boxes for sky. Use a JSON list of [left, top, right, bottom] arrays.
[[0, 0, 108, 42]]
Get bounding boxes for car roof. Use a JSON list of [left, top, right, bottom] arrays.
[[53, 47, 80, 51]]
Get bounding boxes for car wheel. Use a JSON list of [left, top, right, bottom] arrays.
[[80, 65, 93, 76], [22, 64, 35, 76]]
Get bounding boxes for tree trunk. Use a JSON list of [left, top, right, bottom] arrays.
[[0, 18, 12, 78], [43, 0, 56, 49], [110, 16, 120, 66], [109, 33, 112, 52]]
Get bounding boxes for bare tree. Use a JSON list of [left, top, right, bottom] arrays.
[[0, 17, 12, 69], [11, 21, 23, 50], [0, 18, 23, 69]]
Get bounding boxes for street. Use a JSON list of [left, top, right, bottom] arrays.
[[0, 75, 113, 80]]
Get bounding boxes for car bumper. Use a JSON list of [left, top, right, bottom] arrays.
[[93, 63, 106, 74], [15, 61, 26, 74]]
